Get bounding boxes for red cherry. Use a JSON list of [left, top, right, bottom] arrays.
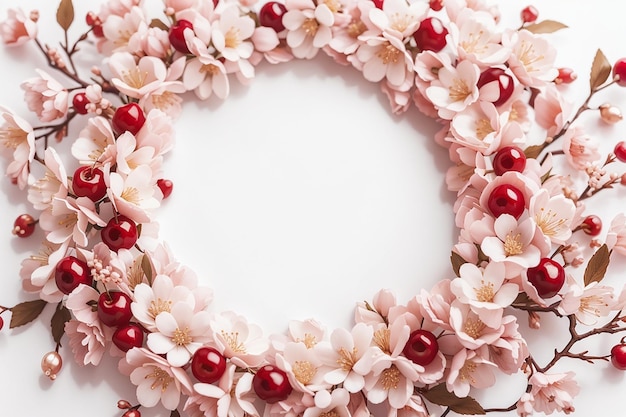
[[487, 184, 526, 219], [0, 316, 4, 331], [101, 215, 138, 252], [259, 2, 288, 33], [169, 19, 194, 54], [429, 0, 443, 11], [477, 68, 515, 107], [611, 343, 626, 370], [402, 329, 439, 366], [122, 409, 141, 417], [614, 141, 626, 162], [92, 24, 104, 38], [253, 365, 292, 403], [526, 258, 565, 299], [12, 213, 36, 238], [55, 256, 93, 295], [113, 323, 145, 352], [72, 92, 90, 115], [520, 5, 538, 23], [493, 146, 526, 176], [612, 58, 626, 87], [157, 179, 173, 199], [98, 291, 133, 327], [191, 347, 227, 383], [112, 103, 146, 136], [555, 67, 577, 84], [371, 0, 384, 9], [72, 166, 107, 201], [581, 215, 602, 236], [413, 17, 448, 53]]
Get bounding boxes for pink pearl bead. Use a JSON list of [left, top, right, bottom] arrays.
[[41, 351, 63, 380]]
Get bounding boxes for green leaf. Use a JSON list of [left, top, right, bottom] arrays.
[[589, 49, 611, 91], [524, 20, 568, 34], [450, 251, 467, 277], [422, 383, 486, 415], [51, 303, 72, 345], [9, 299, 47, 329], [56, 0, 75, 32], [584, 244, 610, 286]]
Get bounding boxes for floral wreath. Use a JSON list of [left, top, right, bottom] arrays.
[[2, 0, 626, 416]]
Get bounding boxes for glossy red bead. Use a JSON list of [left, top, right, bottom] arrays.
[[191, 347, 227, 383], [72, 166, 107, 201], [371, 0, 384, 9], [259, 2, 288, 33], [555, 67, 577, 84], [169, 19, 194, 54], [402, 329, 439, 366], [520, 5, 539, 23], [477, 68, 515, 107], [122, 409, 142, 417], [581, 215, 602, 236], [72, 92, 90, 115], [98, 291, 134, 327], [614, 141, 626, 162], [611, 344, 626, 370], [0, 316, 4, 331], [157, 179, 173, 199], [55, 256, 93, 295], [526, 258, 565, 299], [112, 103, 146, 137], [113, 323, 145, 352], [13, 213, 36, 238], [429, 0, 443, 11], [493, 146, 526, 176], [413, 17, 448, 53], [612, 58, 626, 87], [253, 365, 292, 403], [101, 215, 138, 252], [487, 184, 525, 219]]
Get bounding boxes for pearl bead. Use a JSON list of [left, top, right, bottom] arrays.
[[600, 103, 623, 124], [41, 351, 62, 380]]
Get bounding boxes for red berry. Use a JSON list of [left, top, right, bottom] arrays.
[[402, 329, 439, 366], [92, 24, 104, 38], [613, 58, 626, 87], [259, 2, 288, 33], [253, 365, 292, 403], [526, 258, 565, 299], [429, 0, 443, 11], [112, 103, 146, 137], [72, 92, 90, 115], [101, 215, 138, 252], [413, 17, 448, 53], [614, 141, 626, 162], [581, 215, 602, 236], [113, 323, 145, 352], [12, 213, 36, 238], [0, 316, 4, 331], [169, 19, 194, 54], [555, 67, 577, 84], [157, 179, 174, 199], [97, 291, 133, 327], [191, 347, 227, 383], [520, 5, 538, 23], [55, 256, 93, 295], [487, 184, 526, 219], [477, 67, 515, 107], [611, 343, 626, 370], [72, 166, 107, 201], [371, 0, 384, 9], [493, 146, 526, 176], [122, 410, 141, 417], [117, 400, 132, 410]]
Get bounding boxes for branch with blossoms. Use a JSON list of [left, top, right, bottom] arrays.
[[2, 0, 626, 417]]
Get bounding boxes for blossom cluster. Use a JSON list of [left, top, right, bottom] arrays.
[[1, 0, 626, 417]]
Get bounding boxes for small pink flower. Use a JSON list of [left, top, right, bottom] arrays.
[[558, 281, 616, 325], [453, 9, 511, 66], [446, 347, 497, 398], [211, 5, 256, 62], [0, 8, 37, 46], [183, 41, 230, 100], [355, 34, 414, 88], [283, 0, 334, 59], [28, 147, 68, 211], [109, 52, 167, 99], [561, 125, 601, 170], [211, 311, 270, 368], [101, 7, 149, 54], [503, 29, 558, 88], [425, 59, 481, 120], [606, 213, 626, 256], [38, 197, 106, 247], [107, 164, 160, 223], [449, 300, 505, 350], [65, 318, 112, 366], [135, 108, 176, 157], [21, 69, 68, 122], [71, 116, 116, 165], [20, 241, 69, 303], [533, 84, 573, 137], [0, 110, 36, 189], [528, 371, 579, 415], [529, 189, 576, 246], [368, 0, 428, 39]]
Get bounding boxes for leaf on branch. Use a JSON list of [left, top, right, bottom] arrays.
[[170, 410, 181, 417], [51, 303, 72, 345], [150, 19, 169, 31], [56, 0, 75, 32], [9, 299, 47, 329], [589, 49, 612, 91], [422, 383, 486, 415], [450, 251, 467, 277], [524, 145, 543, 160], [524, 20, 568, 34], [584, 244, 610, 286], [142, 253, 154, 286]]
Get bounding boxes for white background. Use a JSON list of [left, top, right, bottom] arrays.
[[1, 0, 626, 416]]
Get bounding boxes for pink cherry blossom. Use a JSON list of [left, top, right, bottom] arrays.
[[0, 109, 35, 189], [503, 29, 558, 88], [71, 116, 116, 165], [27, 147, 68, 211], [533, 83, 574, 137], [108, 52, 168, 99], [486, 315, 528, 374], [65, 318, 113, 366], [135, 108, 176, 156], [355, 34, 414, 88], [21, 69, 68, 122], [139, 26, 171, 58], [183, 38, 230, 100], [606, 213, 626, 256], [101, 7, 149, 54], [276, 340, 332, 394], [529, 189, 576, 246], [425, 59, 480, 120], [328, 1, 373, 56], [528, 371, 579, 415], [211, 5, 256, 62], [107, 165, 160, 223], [0, 8, 37, 46], [449, 300, 505, 350], [452, 9, 511, 66], [367, 0, 428, 39], [114, 131, 159, 175], [120, 347, 193, 410], [283, 0, 334, 59], [306, 387, 351, 417], [558, 281, 616, 325], [210, 311, 270, 368], [445, 347, 497, 397], [19, 240, 69, 303], [560, 125, 601, 170], [38, 196, 106, 247]]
